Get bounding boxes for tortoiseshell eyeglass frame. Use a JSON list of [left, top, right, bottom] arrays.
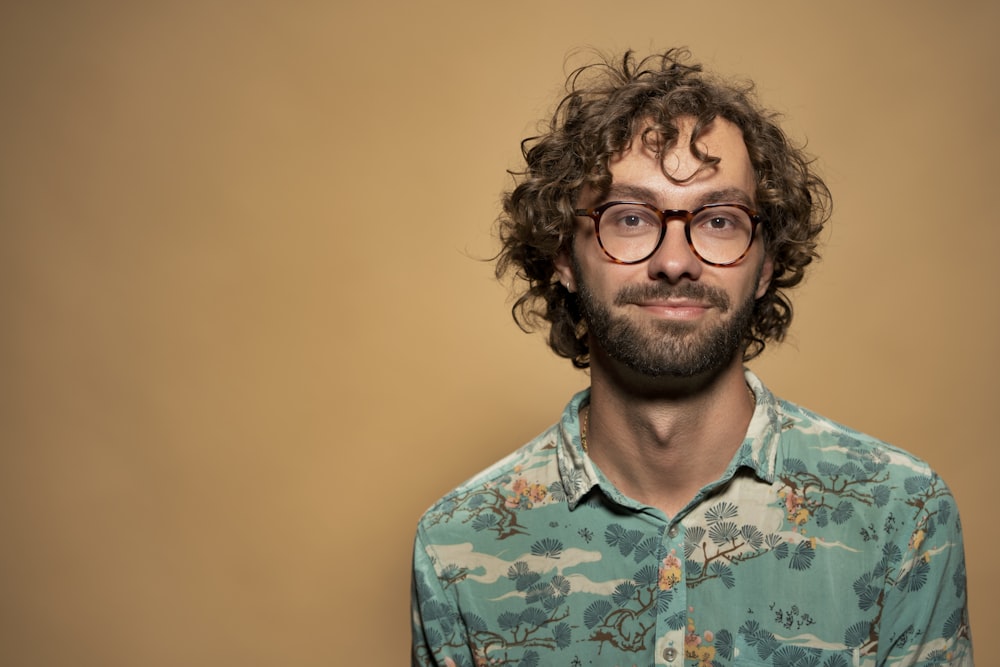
[[572, 201, 765, 267]]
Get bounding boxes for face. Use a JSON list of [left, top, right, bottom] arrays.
[[556, 117, 773, 378]]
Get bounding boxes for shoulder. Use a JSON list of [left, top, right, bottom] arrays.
[[416, 422, 562, 535], [772, 398, 963, 535], [776, 398, 936, 476]]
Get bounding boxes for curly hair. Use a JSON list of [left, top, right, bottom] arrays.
[[495, 48, 831, 368]]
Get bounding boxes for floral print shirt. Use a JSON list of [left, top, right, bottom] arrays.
[[412, 371, 972, 666]]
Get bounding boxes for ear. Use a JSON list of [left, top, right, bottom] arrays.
[[554, 248, 577, 293], [755, 254, 774, 299]]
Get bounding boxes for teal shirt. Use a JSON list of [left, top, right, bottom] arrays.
[[412, 371, 972, 666]]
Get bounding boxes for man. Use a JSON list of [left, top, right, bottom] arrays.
[[412, 49, 972, 667]]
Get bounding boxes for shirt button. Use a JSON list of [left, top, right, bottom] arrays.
[[663, 647, 678, 662], [667, 525, 679, 539]]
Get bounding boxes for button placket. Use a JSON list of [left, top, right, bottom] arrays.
[[655, 523, 685, 665]]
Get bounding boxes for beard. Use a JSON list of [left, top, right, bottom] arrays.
[[574, 256, 760, 378]]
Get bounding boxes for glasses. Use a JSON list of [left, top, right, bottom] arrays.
[[573, 201, 765, 266]]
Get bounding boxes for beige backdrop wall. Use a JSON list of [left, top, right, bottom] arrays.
[[2, 1, 996, 665]]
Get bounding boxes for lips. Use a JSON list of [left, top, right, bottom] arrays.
[[636, 298, 709, 309], [633, 300, 712, 322]]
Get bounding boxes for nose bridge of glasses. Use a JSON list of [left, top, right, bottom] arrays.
[[658, 211, 698, 255], [660, 208, 695, 224], [658, 209, 697, 250]]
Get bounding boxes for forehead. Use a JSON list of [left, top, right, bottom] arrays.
[[602, 117, 755, 206]]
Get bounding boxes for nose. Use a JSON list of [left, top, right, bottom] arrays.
[[645, 220, 703, 283]]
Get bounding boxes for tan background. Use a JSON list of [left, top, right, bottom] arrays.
[[1, 1, 996, 664]]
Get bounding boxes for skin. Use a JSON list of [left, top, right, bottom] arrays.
[[554, 117, 774, 518]]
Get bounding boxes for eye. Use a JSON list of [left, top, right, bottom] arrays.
[[602, 204, 659, 232], [692, 206, 751, 236], [705, 215, 736, 230]]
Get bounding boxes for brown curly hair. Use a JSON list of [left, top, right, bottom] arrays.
[[495, 48, 831, 368]]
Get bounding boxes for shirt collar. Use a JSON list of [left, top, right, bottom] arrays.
[[555, 369, 783, 510]]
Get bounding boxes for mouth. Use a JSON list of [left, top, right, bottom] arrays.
[[634, 298, 711, 320]]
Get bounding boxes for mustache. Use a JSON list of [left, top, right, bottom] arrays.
[[613, 282, 731, 311]]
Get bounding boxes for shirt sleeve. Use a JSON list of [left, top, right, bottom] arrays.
[[879, 473, 973, 665], [411, 526, 473, 667]]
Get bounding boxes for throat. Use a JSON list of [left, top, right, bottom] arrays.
[[579, 378, 756, 515]]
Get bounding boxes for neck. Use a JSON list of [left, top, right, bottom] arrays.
[[583, 353, 755, 517]]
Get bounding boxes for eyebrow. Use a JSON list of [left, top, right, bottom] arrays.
[[604, 184, 660, 203], [603, 184, 755, 209], [693, 188, 755, 209]]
